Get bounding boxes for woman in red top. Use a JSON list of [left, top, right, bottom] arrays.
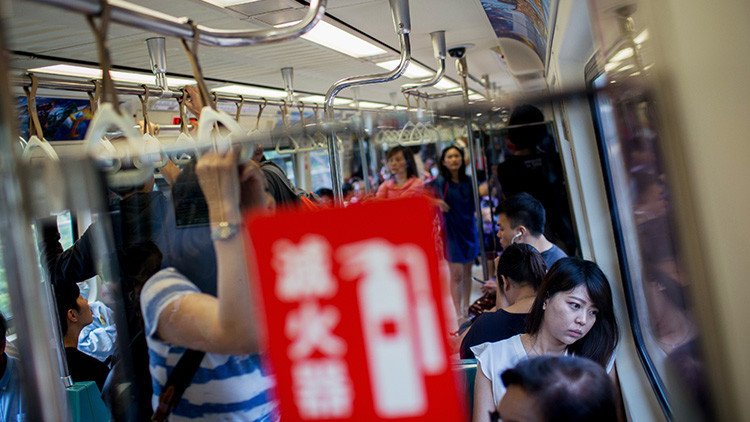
[[376, 145, 425, 199]]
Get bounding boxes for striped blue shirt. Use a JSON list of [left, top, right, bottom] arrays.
[[142, 268, 278, 421]]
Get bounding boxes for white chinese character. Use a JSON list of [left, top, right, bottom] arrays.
[[293, 358, 353, 419], [273, 235, 338, 301], [286, 301, 346, 359]]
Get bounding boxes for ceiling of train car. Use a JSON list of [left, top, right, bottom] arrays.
[[4, 0, 521, 105]]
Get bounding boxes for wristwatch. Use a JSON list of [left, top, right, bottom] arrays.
[[210, 221, 241, 240]]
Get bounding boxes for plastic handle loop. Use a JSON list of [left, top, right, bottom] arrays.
[[84, 103, 153, 188], [170, 132, 197, 165], [136, 133, 169, 169], [196, 106, 246, 157], [22, 135, 59, 162]]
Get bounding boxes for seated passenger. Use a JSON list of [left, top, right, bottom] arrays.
[[375, 145, 425, 199], [460, 244, 546, 358], [141, 150, 277, 420], [494, 356, 617, 422], [497, 193, 566, 268], [471, 258, 619, 422], [0, 313, 25, 421], [54, 282, 110, 391], [468, 193, 567, 319]]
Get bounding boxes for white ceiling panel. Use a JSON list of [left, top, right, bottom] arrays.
[[6, 0, 521, 104]]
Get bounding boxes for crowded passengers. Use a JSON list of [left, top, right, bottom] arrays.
[[7, 98, 628, 422]]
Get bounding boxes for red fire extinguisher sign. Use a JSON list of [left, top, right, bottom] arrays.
[[244, 196, 465, 421]]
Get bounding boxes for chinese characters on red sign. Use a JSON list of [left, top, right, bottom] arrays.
[[245, 197, 465, 421]]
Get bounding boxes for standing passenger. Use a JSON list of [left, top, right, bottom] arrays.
[[375, 145, 424, 199], [471, 258, 619, 421], [141, 150, 277, 420], [430, 145, 480, 319]]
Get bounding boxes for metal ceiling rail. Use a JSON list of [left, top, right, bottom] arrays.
[[28, 0, 326, 47], [10, 74, 387, 114], [324, 0, 412, 204]]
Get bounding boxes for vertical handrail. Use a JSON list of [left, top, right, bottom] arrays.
[[324, 0, 412, 205], [0, 19, 71, 422], [456, 55, 489, 281]]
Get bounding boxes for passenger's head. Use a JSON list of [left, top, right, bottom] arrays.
[[497, 193, 546, 248], [0, 312, 6, 353], [438, 145, 467, 181], [527, 258, 618, 367], [498, 356, 617, 422], [496, 243, 547, 293], [385, 145, 418, 179], [315, 188, 334, 206], [54, 282, 93, 337], [507, 104, 547, 151]]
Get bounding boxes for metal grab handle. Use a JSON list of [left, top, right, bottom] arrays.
[[29, 0, 327, 47], [324, 0, 412, 204]]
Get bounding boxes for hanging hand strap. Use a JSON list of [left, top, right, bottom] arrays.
[[139, 84, 152, 135], [254, 98, 267, 132], [86, 0, 120, 113], [87, 79, 102, 115], [235, 96, 245, 122], [180, 20, 214, 110], [404, 92, 412, 111], [22, 74, 44, 139], [177, 89, 190, 134]]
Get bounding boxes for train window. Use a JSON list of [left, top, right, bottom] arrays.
[[589, 71, 713, 419]]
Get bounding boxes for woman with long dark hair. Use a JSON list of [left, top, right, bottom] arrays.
[[431, 145, 479, 318], [471, 257, 619, 421], [375, 145, 424, 199]]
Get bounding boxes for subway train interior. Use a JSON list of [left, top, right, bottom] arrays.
[[0, 0, 747, 420]]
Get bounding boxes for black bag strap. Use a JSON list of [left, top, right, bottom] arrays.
[[151, 349, 206, 422]]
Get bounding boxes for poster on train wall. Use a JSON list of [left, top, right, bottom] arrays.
[[244, 197, 465, 421]]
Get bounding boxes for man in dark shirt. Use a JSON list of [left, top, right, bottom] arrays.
[[54, 282, 110, 391], [496, 193, 567, 269], [496, 105, 576, 255]]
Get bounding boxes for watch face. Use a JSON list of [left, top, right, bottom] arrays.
[[212, 223, 239, 240]]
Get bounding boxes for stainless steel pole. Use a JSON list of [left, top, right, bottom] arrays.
[[0, 19, 71, 422], [324, 0, 412, 205], [456, 55, 489, 281]]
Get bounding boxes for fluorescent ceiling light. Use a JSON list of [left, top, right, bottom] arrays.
[[200, 0, 260, 7], [276, 20, 386, 58], [634, 29, 649, 45], [604, 62, 620, 72], [298, 95, 351, 106], [29, 64, 195, 86], [434, 79, 460, 91], [357, 101, 388, 109], [376, 60, 433, 79], [468, 91, 484, 100], [212, 84, 287, 98], [611, 47, 634, 63]]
